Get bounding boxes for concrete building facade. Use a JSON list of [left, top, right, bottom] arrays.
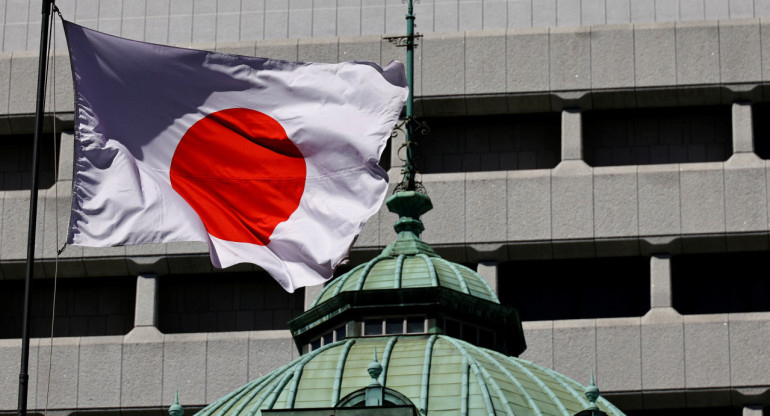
[[1, 0, 770, 415]]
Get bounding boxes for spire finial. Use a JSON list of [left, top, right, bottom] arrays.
[[585, 373, 600, 411], [169, 390, 184, 416], [367, 347, 383, 385]]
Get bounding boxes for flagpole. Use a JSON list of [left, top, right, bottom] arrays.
[[18, 1, 54, 416], [404, 0, 416, 191]]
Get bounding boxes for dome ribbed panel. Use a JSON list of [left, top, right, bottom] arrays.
[[361, 260, 400, 290], [312, 263, 366, 307], [456, 264, 498, 303], [431, 258, 466, 294], [196, 335, 626, 416], [399, 257, 433, 288]]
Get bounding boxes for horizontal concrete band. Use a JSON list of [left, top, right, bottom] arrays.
[[4, 19, 770, 119], [2, 156, 770, 278], [1, 311, 768, 412]]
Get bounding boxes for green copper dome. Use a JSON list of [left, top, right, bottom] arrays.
[[313, 191, 498, 307], [196, 335, 624, 416]]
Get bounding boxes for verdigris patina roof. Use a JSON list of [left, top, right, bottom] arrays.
[[196, 335, 624, 416]]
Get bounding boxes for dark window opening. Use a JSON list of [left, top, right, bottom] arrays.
[[498, 257, 651, 321], [406, 317, 424, 333], [625, 406, 742, 416], [0, 276, 135, 339], [0, 132, 62, 191], [419, 113, 561, 173], [753, 102, 770, 160], [158, 272, 304, 334], [386, 318, 402, 334], [584, 106, 732, 167], [364, 319, 382, 335], [672, 251, 770, 315]]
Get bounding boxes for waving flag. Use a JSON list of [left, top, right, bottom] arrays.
[[63, 21, 407, 292]]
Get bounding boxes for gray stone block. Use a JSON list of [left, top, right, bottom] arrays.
[[241, 9, 266, 41], [354, 198, 380, 248], [634, 22, 677, 87], [580, 0, 605, 25], [248, 332, 298, 380], [591, 24, 635, 89], [532, 0, 557, 27], [676, 21, 720, 85], [76, 0, 100, 21], [169, 3, 193, 45], [631, 0, 655, 22], [383, 0, 404, 34], [338, 0, 362, 37], [0, 54, 10, 115], [1, 192, 45, 262], [637, 164, 681, 236], [483, 0, 508, 29], [683, 315, 731, 388], [3, 24, 28, 52], [506, 27, 550, 93], [145, 16, 170, 44], [650, 254, 672, 309], [265, 0, 289, 39], [550, 26, 591, 90], [35, 338, 80, 410], [730, 0, 755, 17], [298, 37, 337, 63], [507, 169, 552, 241], [758, 0, 770, 15], [606, 0, 631, 23], [596, 318, 642, 391], [520, 321, 554, 367], [312, 0, 337, 37], [9, 51, 36, 114], [421, 32, 464, 97], [552, 161, 594, 240], [465, 30, 506, 95], [732, 102, 754, 153], [255, 38, 298, 61], [163, 333, 208, 405], [705, 0, 730, 19], [655, 0, 680, 21], [680, 0, 706, 20], [465, 171, 507, 243], [421, 173, 465, 245], [4, 0, 28, 26], [640, 319, 685, 390], [724, 156, 767, 232], [459, 0, 483, 30], [729, 314, 770, 387], [561, 109, 582, 161], [361, 0, 385, 35], [721, 19, 762, 83], [121, 340, 164, 407], [508, 0, 533, 28], [679, 162, 726, 234], [206, 332, 250, 402], [553, 320, 596, 383], [0, 341, 21, 409], [215, 41, 257, 56], [288, 0, 312, 39], [77, 337, 123, 408], [216, 7, 242, 44], [557, 0, 582, 26], [593, 166, 639, 238]]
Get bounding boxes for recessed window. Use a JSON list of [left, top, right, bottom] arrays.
[[584, 106, 732, 167], [364, 319, 382, 335], [406, 317, 425, 333], [386, 318, 403, 334]]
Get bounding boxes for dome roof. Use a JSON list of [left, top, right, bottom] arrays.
[[312, 253, 499, 307], [196, 335, 624, 416], [313, 191, 498, 307]]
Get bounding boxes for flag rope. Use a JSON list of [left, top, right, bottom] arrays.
[[43, 10, 59, 416]]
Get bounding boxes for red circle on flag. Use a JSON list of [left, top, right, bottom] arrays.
[[170, 108, 306, 245]]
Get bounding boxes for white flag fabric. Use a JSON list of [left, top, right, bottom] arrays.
[[63, 21, 408, 292]]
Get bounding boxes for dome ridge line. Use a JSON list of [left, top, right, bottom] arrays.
[[244, 361, 299, 416], [331, 339, 357, 406], [446, 260, 470, 295], [394, 254, 405, 288], [214, 376, 263, 416], [229, 375, 275, 416], [379, 336, 400, 386], [461, 355, 470, 416], [536, 363, 592, 409], [267, 342, 338, 410], [442, 336, 514, 416], [417, 253, 439, 287], [469, 341, 546, 416], [420, 335, 439, 415], [502, 355, 571, 416], [355, 255, 388, 291]]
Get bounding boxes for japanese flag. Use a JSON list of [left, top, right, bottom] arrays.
[[63, 21, 408, 292]]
